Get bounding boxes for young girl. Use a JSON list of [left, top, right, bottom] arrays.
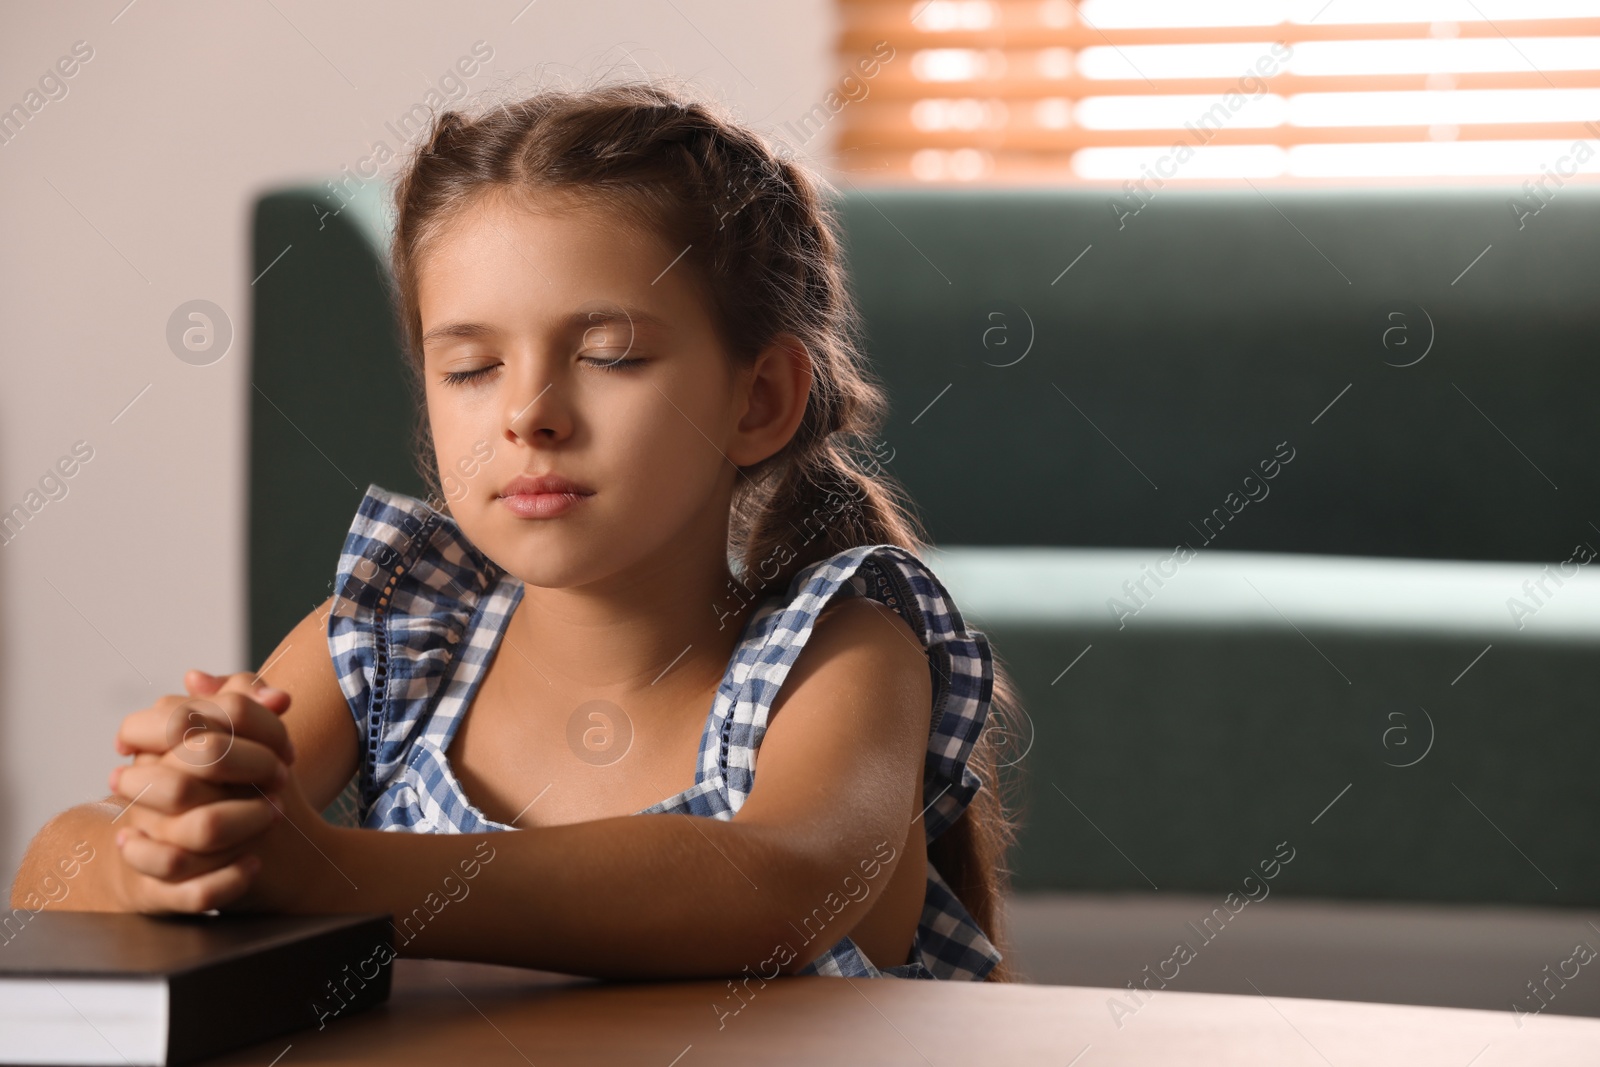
[[15, 81, 1026, 983]]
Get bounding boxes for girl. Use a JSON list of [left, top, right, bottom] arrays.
[[16, 81, 1026, 982]]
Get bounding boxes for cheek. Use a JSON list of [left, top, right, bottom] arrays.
[[601, 375, 731, 510], [427, 390, 500, 490]]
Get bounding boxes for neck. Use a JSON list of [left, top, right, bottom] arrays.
[[502, 543, 758, 709]]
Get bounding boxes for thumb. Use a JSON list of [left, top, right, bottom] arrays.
[[184, 669, 224, 696], [213, 671, 293, 715], [252, 684, 293, 715]]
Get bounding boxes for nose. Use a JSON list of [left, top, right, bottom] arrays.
[[505, 361, 572, 445]]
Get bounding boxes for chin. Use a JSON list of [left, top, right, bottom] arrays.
[[492, 550, 607, 591], [472, 514, 602, 583]]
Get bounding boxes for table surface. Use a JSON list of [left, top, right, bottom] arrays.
[[205, 957, 1600, 1066]]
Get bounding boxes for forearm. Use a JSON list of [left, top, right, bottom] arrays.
[[9, 798, 126, 912], [305, 815, 827, 980]]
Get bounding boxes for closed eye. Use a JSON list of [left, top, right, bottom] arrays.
[[582, 355, 647, 372], [440, 366, 497, 387], [439, 355, 647, 386]]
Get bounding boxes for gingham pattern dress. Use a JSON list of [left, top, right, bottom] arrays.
[[325, 484, 1003, 981]]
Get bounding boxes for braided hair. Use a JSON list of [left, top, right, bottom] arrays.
[[386, 80, 1025, 981]]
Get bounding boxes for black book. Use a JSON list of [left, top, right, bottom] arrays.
[[0, 911, 394, 1066]]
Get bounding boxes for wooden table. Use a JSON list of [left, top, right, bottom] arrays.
[[208, 957, 1600, 1065]]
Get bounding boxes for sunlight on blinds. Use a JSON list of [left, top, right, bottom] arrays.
[[832, 0, 1600, 182]]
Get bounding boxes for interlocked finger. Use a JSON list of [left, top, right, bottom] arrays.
[[116, 690, 293, 767], [117, 832, 261, 911], [116, 825, 257, 883], [110, 760, 263, 816]]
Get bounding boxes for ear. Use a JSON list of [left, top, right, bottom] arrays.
[[726, 333, 814, 468]]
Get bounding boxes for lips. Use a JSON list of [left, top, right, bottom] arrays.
[[497, 472, 595, 520], [498, 473, 594, 498]]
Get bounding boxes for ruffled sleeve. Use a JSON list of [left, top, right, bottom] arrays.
[[727, 542, 996, 846], [326, 483, 508, 809]]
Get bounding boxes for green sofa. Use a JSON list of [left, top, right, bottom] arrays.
[[251, 180, 1600, 1006]]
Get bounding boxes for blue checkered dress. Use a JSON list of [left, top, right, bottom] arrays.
[[325, 484, 1002, 981]]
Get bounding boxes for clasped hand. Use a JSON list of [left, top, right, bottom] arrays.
[[108, 671, 334, 913]]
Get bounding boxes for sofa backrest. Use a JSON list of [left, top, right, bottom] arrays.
[[248, 184, 1600, 912], [831, 186, 1600, 564]]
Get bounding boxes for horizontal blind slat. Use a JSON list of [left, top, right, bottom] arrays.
[[830, 3, 1600, 180]]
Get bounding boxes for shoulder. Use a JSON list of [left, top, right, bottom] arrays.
[[742, 565, 935, 816], [767, 543, 959, 730], [782, 543, 997, 835], [810, 595, 930, 687], [787, 542, 981, 659], [732, 554, 943, 914]]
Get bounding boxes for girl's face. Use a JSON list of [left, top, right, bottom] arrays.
[[415, 187, 781, 589]]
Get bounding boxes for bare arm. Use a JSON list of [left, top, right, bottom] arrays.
[[8, 795, 129, 911], [9, 596, 358, 912], [250, 596, 361, 813], [284, 596, 934, 980]]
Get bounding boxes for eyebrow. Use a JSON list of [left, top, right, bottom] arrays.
[[420, 321, 496, 348], [420, 307, 670, 348]]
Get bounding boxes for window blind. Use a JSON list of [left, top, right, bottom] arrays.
[[833, 0, 1600, 182]]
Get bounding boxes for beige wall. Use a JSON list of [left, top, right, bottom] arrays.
[[0, 1, 835, 887]]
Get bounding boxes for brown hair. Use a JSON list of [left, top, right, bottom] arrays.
[[386, 79, 1028, 982]]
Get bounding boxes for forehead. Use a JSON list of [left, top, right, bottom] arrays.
[[415, 187, 702, 335]]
